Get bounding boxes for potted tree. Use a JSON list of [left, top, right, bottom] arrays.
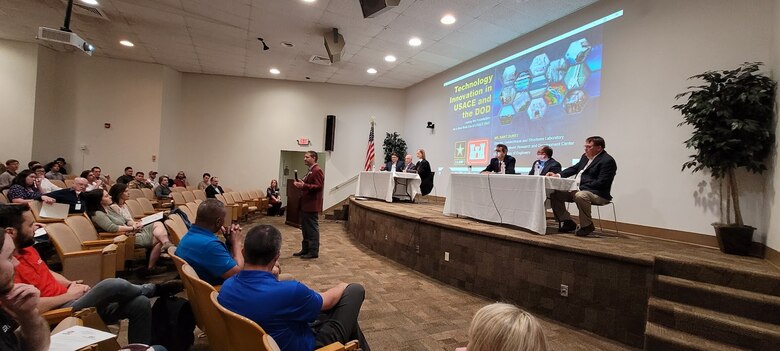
[[673, 62, 776, 255], [382, 132, 407, 163]]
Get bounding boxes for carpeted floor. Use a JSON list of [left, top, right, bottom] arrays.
[[167, 215, 633, 351]]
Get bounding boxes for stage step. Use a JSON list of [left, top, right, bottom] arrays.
[[646, 256, 780, 350], [644, 322, 750, 351], [647, 297, 780, 350], [324, 203, 349, 221], [653, 255, 780, 296]]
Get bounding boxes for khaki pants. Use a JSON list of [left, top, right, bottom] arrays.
[[550, 190, 609, 228]]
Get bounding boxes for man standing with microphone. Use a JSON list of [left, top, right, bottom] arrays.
[[293, 151, 324, 259]]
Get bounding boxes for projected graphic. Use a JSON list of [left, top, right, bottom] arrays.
[[444, 11, 622, 170]]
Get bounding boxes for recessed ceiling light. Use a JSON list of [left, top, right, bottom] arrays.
[[441, 14, 456, 25], [119, 40, 134, 47], [270, 68, 280, 75], [81, 0, 99, 5], [408, 37, 422, 47], [302, 0, 316, 3], [280, 41, 294, 48], [384, 55, 396, 62], [367, 68, 377, 74]]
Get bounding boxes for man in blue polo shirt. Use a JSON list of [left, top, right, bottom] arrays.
[[218, 225, 370, 351], [176, 199, 243, 286]]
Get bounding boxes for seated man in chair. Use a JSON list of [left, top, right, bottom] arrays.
[[218, 224, 370, 351], [547, 136, 617, 237]]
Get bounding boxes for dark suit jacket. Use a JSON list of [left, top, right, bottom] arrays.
[[383, 160, 405, 172], [560, 151, 617, 200], [482, 155, 516, 174], [528, 158, 562, 175], [415, 159, 433, 195], [402, 162, 416, 173], [299, 164, 324, 213], [205, 185, 224, 198], [39, 189, 84, 213]]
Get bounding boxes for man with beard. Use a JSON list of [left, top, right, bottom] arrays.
[[5, 203, 182, 344], [0, 205, 49, 351]]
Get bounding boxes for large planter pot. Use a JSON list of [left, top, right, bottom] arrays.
[[713, 224, 755, 256]]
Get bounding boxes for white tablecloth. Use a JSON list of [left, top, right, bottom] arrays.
[[355, 171, 422, 202], [443, 174, 577, 234]]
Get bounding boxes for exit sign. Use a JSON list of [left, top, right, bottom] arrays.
[[297, 138, 310, 146]]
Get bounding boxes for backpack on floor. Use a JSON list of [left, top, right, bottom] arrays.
[[151, 295, 196, 351]]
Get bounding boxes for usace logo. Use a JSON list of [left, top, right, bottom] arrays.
[[467, 139, 489, 165]]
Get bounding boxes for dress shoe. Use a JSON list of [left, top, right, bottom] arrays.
[[559, 220, 577, 233], [293, 251, 308, 257], [575, 224, 595, 237], [153, 280, 184, 297], [301, 254, 319, 259]]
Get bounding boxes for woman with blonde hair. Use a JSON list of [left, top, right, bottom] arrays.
[[457, 302, 548, 351]]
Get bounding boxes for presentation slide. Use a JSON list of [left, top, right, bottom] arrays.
[[444, 11, 622, 173]]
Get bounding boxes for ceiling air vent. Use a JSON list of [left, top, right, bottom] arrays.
[[60, 0, 110, 20], [309, 55, 332, 66]]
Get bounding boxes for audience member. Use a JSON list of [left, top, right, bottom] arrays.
[[293, 151, 324, 259], [527, 145, 561, 176], [218, 225, 370, 351], [197, 173, 210, 190], [456, 303, 548, 351], [147, 171, 159, 188], [31, 166, 60, 194], [54, 158, 68, 175], [175, 199, 244, 285], [7, 170, 52, 204], [36, 177, 88, 213], [154, 176, 173, 200], [79, 170, 104, 191], [380, 153, 404, 172], [173, 171, 188, 187], [128, 172, 153, 189], [547, 136, 617, 236], [5, 203, 181, 344], [26, 161, 40, 170], [84, 188, 172, 274], [403, 154, 416, 172], [0, 159, 20, 190], [267, 179, 282, 216], [205, 177, 224, 198], [91, 166, 111, 186], [44, 162, 65, 181], [416, 149, 434, 196], [0, 222, 50, 351], [481, 144, 516, 174], [116, 167, 134, 185]]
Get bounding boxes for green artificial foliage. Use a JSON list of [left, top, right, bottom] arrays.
[[673, 62, 776, 226], [382, 132, 407, 163]]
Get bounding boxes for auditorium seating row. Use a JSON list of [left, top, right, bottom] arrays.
[[169, 246, 358, 351]]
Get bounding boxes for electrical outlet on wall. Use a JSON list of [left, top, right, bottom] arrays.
[[444, 252, 450, 262], [560, 284, 569, 297]]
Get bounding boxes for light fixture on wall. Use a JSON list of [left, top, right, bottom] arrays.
[[257, 37, 270, 51], [426, 121, 435, 129]]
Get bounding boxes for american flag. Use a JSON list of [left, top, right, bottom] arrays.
[[363, 121, 375, 171]]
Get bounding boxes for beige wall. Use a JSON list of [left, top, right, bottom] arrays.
[[0, 39, 38, 163], [404, 0, 776, 241], [766, 0, 780, 252], [164, 73, 405, 209]]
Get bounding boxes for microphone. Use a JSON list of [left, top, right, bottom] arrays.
[[294, 170, 299, 181]]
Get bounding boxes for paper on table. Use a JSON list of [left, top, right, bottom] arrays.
[[140, 212, 164, 226], [50, 325, 116, 351], [39, 202, 69, 219], [34, 227, 47, 237]]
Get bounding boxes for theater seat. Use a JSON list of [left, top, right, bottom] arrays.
[[125, 199, 146, 220], [209, 291, 358, 351], [45, 222, 117, 287], [181, 264, 230, 351], [182, 190, 197, 203], [28, 200, 65, 223], [193, 189, 207, 202], [50, 179, 67, 189], [171, 192, 187, 207], [136, 197, 159, 215], [164, 213, 189, 245], [65, 215, 129, 272], [128, 189, 144, 200]]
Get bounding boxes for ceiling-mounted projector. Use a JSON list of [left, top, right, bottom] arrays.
[[324, 28, 345, 64], [37, 27, 95, 56]]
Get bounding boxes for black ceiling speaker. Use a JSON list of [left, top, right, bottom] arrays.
[[359, 0, 401, 18]]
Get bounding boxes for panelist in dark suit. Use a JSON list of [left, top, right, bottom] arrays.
[[528, 145, 562, 175], [402, 154, 416, 173], [205, 177, 225, 198], [415, 149, 433, 195], [381, 153, 405, 172], [548, 136, 617, 237], [481, 144, 516, 174]]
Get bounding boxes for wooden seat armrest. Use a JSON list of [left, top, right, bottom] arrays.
[[98, 231, 133, 239], [81, 238, 122, 247], [42, 307, 74, 326], [316, 342, 347, 351], [62, 244, 116, 258]]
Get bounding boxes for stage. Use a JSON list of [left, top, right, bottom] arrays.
[[346, 197, 780, 348]]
